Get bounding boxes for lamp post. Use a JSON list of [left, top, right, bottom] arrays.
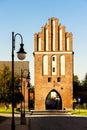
[[20, 69, 30, 124], [11, 32, 27, 130], [27, 72, 30, 111]]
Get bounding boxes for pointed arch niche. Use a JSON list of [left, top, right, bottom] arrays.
[[60, 55, 65, 76], [38, 37, 41, 51], [59, 28, 62, 51], [43, 55, 48, 75]]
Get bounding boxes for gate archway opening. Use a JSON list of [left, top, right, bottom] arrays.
[[45, 89, 62, 110]]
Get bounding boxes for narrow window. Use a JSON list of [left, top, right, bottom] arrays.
[[52, 57, 55, 61], [52, 55, 56, 75], [57, 77, 61, 82], [48, 77, 51, 82], [53, 67, 55, 72]]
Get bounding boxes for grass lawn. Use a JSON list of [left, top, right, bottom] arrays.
[[68, 109, 87, 116], [0, 107, 19, 114], [0, 107, 19, 123]]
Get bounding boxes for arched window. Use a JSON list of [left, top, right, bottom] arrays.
[[59, 28, 62, 51], [43, 55, 48, 75], [60, 55, 65, 75], [52, 55, 56, 75]]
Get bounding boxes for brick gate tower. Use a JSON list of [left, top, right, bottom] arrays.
[[34, 17, 74, 110]]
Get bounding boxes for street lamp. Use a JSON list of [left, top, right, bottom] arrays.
[[11, 32, 27, 130]]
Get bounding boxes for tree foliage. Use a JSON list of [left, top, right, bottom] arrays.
[[81, 73, 87, 89], [73, 74, 87, 103], [0, 65, 23, 107]]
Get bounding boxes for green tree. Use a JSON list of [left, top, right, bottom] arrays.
[[74, 75, 81, 85], [73, 75, 81, 91], [80, 73, 87, 103], [0, 65, 23, 107], [73, 75, 82, 101], [73, 74, 87, 103], [81, 73, 87, 89]]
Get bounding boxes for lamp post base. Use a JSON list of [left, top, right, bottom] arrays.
[[11, 120, 15, 130], [20, 113, 26, 125]]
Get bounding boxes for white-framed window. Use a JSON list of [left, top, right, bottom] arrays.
[[52, 55, 56, 75], [52, 67, 55, 72]]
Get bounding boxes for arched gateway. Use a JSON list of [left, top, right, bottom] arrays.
[[34, 17, 74, 110], [46, 89, 62, 110]]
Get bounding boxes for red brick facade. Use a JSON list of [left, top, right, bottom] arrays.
[[34, 17, 74, 110]]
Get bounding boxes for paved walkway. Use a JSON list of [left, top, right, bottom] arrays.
[[0, 114, 29, 130]]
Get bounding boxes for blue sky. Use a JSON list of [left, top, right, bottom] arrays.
[[0, 0, 87, 84]]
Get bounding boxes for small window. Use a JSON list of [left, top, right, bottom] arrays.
[[57, 77, 61, 82], [48, 77, 51, 82], [53, 67, 55, 72], [52, 57, 55, 61]]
